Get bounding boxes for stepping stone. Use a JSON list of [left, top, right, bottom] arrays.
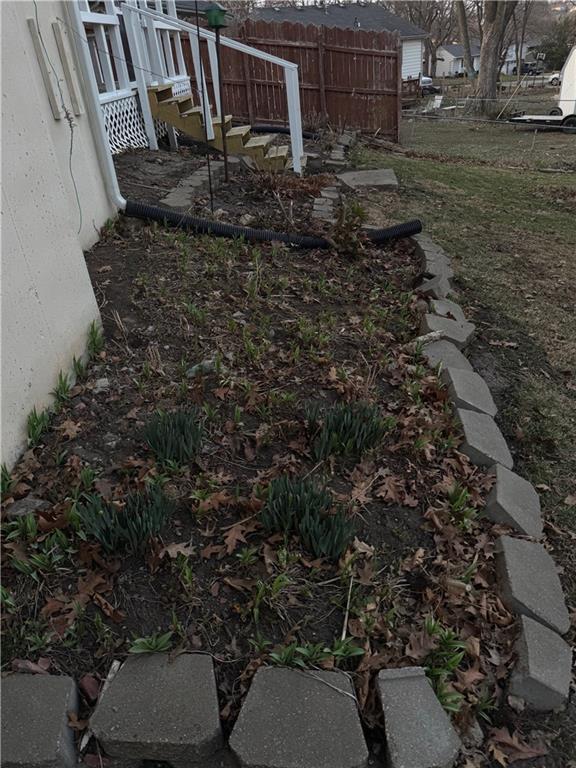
[[90, 653, 222, 766], [456, 409, 513, 469], [2, 674, 78, 768], [377, 667, 461, 768], [485, 464, 543, 538], [416, 274, 453, 300], [441, 367, 497, 417], [229, 667, 368, 768], [320, 189, 339, 199], [421, 314, 475, 350], [509, 616, 571, 711], [496, 535, 570, 635], [337, 168, 398, 190], [430, 298, 466, 324]]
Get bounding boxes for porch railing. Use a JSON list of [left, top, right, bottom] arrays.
[[77, 1, 304, 173]]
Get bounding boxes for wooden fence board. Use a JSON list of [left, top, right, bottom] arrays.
[[181, 19, 403, 138]]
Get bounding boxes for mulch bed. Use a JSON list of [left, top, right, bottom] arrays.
[[1, 158, 543, 765]]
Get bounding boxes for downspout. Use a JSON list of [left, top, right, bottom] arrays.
[[66, 0, 126, 211]]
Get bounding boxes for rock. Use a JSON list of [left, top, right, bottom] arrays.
[[186, 359, 216, 378], [456, 409, 514, 469], [93, 377, 110, 395], [4, 495, 50, 519], [337, 168, 398, 190], [509, 616, 571, 711], [229, 667, 368, 768], [239, 213, 255, 226], [377, 667, 461, 768], [412, 234, 454, 279], [496, 536, 570, 634], [430, 299, 466, 324], [90, 653, 222, 766], [420, 315, 475, 350], [441, 367, 498, 417], [422, 340, 473, 373], [2, 674, 78, 768], [462, 718, 485, 749], [320, 189, 339, 200], [485, 464, 543, 538], [416, 275, 453, 300]]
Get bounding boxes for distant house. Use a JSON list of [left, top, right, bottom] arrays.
[[436, 43, 481, 77], [252, 3, 428, 81], [500, 41, 541, 75]]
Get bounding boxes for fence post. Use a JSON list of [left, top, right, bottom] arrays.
[[124, 3, 158, 149], [317, 27, 327, 121], [240, 26, 255, 125]]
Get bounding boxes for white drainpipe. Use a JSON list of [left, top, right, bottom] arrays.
[[66, 1, 126, 211]]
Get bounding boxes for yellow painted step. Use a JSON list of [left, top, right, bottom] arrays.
[[225, 125, 251, 152], [262, 145, 289, 172], [240, 134, 276, 159]]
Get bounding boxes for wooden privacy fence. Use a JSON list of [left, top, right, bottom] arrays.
[[182, 20, 402, 138]]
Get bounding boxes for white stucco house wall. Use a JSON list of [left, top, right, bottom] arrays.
[[253, 3, 428, 81], [1, 0, 114, 469], [436, 43, 481, 77]]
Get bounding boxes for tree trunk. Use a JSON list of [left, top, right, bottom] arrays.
[[476, 0, 517, 114], [455, 0, 477, 79]]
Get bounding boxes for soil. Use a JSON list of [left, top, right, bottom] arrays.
[[2, 149, 518, 761]]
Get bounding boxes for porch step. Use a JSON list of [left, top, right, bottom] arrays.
[[146, 84, 298, 173]]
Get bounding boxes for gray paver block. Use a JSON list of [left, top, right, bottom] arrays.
[[90, 653, 222, 765], [2, 674, 78, 768], [441, 367, 498, 417], [496, 535, 570, 635], [337, 168, 398, 190], [422, 340, 473, 372], [430, 299, 466, 324], [229, 667, 368, 768], [321, 189, 339, 200], [421, 314, 475, 350], [485, 464, 543, 538], [509, 616, 572, 711], [416, 274, 453, 300], [456, 408, 514, 469], [377, 667, 461, 768]]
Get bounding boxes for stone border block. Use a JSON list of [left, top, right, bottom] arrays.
[[2, 674, 78, 768], [456, 408, 514, 469], [485, 464, 543, 538], [377, 667, 461, 768], [496, 536, 570, 635], [229, 667, 368, 768], [416, 275, 453, 300], [430, 298, 466, 323], [421, 314, 475, 349], [90, 653, 222, 765], [422, 340, 473, 372], [509, 616, 572, 711], [441, 367, 497, 417]]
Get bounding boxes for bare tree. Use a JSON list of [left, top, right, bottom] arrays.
[[474, 1, 518, 113], [389, 1, 455, 76], [455, 0, 477, 78], [513, 1, 534, 82]]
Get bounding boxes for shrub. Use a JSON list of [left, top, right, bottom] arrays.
[[144, 409, 204, 467], [261, 476, 353, 561], [308, 402, 395, 461], [76, 486, 174, 554]]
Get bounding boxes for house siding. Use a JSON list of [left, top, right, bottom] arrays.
[[402, 39, 423, 80], [1, 0, 114, 469]]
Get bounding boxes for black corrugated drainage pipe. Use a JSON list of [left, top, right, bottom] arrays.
[[124, 200, 422, 248]]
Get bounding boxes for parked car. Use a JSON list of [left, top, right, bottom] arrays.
[[548, 72, 562, 86], [512, 62, 544, 75], [421, 76, 441, 95]]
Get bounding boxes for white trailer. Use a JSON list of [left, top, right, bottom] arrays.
[[509, 45, 576, 133]]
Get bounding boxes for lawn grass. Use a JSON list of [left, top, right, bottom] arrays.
[[399, 117, 575, 169], [351, 132, 576, 764]]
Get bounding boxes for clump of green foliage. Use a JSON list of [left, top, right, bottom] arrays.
[[129, 631, 173, 654], [27, 407, 51, 448], [306, 401, 395, 461], [75, 486, 174, 554], [424, 616, 467, 714], [269, 637, 364, 668], [261, 476, 353, 561], [144, 409, 204, 468]]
